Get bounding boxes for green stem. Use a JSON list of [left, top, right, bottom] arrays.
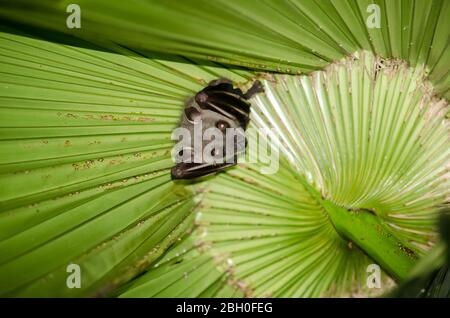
[[322, 200, 417, 281], [301, 181, 417, 281]]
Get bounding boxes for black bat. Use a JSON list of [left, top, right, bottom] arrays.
[[171, 78, 263, 180]]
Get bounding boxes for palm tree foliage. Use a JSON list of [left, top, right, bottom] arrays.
[[0, 0, 448, 297], [1, 0, 448, 98], [391, 212, 450, 297]]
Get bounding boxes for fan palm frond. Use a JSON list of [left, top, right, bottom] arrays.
[[118, 51, 449, 297], [0, 30, 252, 296], [1, 0, 449, 97], [0, 0, 448, 298]]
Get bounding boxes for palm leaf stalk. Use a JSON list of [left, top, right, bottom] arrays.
[[0, 0, 448, 297]]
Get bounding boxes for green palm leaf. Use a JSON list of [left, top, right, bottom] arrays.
[[0, 0, 449, 298], [1, 0, 449, 97], [0, 30, 252, 296], [118, 51, 449, 297]]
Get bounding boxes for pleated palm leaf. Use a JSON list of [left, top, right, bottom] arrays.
[[0, 0, 448, 297]]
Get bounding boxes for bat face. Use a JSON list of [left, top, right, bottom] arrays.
[[171, 78, 263, 180]]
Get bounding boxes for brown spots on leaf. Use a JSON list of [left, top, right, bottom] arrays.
[[398, 243, 417, 259], [108, 159, 123, 166], [72, 160, 95, 170], [232, 279, 253, 298], [91, 113, 156, 122], [100, 115, 114, 121], [137, 117, 155, 123], [375, 224, 382, 233]]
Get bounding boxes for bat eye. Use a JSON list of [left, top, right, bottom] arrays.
[[216, 120, 229, 131], [184, 107, 201, 123]]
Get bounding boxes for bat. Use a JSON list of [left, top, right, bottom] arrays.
[[171, 78, 263, 180]]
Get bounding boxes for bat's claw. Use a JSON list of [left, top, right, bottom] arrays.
[[243, 80, 264, 99]]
